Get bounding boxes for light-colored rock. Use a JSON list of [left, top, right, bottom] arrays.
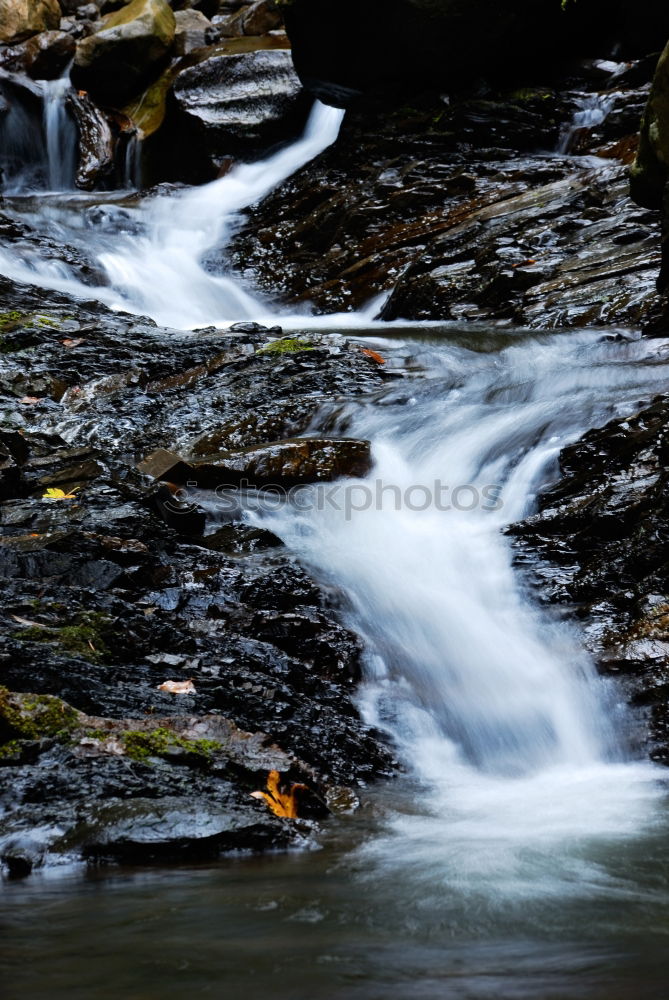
[[0, 0, 61, 44], [173, 8, 211, 55]]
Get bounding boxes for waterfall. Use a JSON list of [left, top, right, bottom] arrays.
[[0, 100, 347, 327], [42, 71, 77, 191], [0, 69, 77, 193], [247, 330, 666, 893], [557, 92, 615, 154]]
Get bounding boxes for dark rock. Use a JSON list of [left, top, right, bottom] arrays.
[[284, 0, 669, 105], [0, 278, 396, 871], [0, 31, 76, 80], [66, 90, 116, 189], [229, 81, 662, 326], [511, 395, 669, 761], [171, 43, 310, 170], [72, 0, 176, 106]]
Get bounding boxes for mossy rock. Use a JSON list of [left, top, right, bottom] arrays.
[[257, 337, 314, 355], [121, 728, 221, 764], [631, 41, 669, 209], [11, 613, 113, 664], [0, 687, 80, 749]]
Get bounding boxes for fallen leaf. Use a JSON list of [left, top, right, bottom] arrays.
[[361, 348, 386, 365], [11, 615, 49, 629], [20, 396, 41, 405], [61, 338, 84, 348], [513, 259, 537, 268], [251, 770, 308, 819], [157, 679, 196, 694], [42, 487, 80, 500]]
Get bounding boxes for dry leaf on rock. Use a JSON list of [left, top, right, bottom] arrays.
[[157, 679, 196, 694]]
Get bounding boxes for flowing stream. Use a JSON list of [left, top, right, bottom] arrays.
[[1, 97, 669, 1000]]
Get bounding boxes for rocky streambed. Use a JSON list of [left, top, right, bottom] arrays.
[[0, 279, 402, 874], [1, 0, 669, 886]]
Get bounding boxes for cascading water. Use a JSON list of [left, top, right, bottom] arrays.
[[557, 92, 615, 154], [42, 71, 78, 192], [0, 68, 77, 193], [242, 329, 668, 898], [0, 101, 348, 328], [1, 90, 668, 909]]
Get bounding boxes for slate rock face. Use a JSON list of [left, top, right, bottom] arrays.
[[171, 46, 311, 166]]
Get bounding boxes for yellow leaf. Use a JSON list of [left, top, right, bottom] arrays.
[[42, 487, 80, 500], [251, 770, 308, 819]]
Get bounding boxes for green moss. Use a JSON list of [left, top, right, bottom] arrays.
[[11, 612, 113, 663], [0, 310, 25, 333], [0, 686, 80, 747], [257, 337, 314, 355], [122, 727, 220, 764]]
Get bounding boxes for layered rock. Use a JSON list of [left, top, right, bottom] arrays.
[[229, 65, 662, 327], [511, 396, 669, 762], [170, 43, 310, 171], [0, 274, 397, 873]]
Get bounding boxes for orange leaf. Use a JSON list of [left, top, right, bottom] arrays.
[[62, 338, 84, 348], [20, 396, 41, 405], [157, 679, 196, 694], [361, 348, 386, 365], [251, 770, 307, 819]]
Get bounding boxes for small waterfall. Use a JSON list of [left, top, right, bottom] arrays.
[[120, 129, 142, 190], [0, 101, 347, 327], [42, 70, 78, 191], [0, 68, 77, 192], [557, 92, 614, 154]]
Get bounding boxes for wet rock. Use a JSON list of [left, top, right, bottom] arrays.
[[0, 0, 61, 44], [173, 7, 212, 55], [230, 78, 662, 326], [0, 279, 396, 870], [171, 44, 310, 169], [511, 394, 669, 761], [66, 90, 116, 189], [72, 0, 176, 106], [140, 437, 372, 488], [0, 30, 76, 80]]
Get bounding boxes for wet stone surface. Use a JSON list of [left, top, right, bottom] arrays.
[[229, 65, 668, 331], [0, 277, 398, 873], [511, 392, 669, 762]]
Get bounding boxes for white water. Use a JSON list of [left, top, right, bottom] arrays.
[[0, 101, 352, 328], [557, 92, 615, 154], [43, 72, 77, 192], [1, 93, 668, 905], [247, 330, 668, 898]]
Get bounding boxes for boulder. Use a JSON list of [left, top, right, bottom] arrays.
[[218, 0, 282, 37], [0, 30, 75, 80], [630, 41, 669, 289], [173, 7, 213, 54], [171, 43, 310, 168], [0, 0, 61, 44], [72, 0, 176, 106]]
